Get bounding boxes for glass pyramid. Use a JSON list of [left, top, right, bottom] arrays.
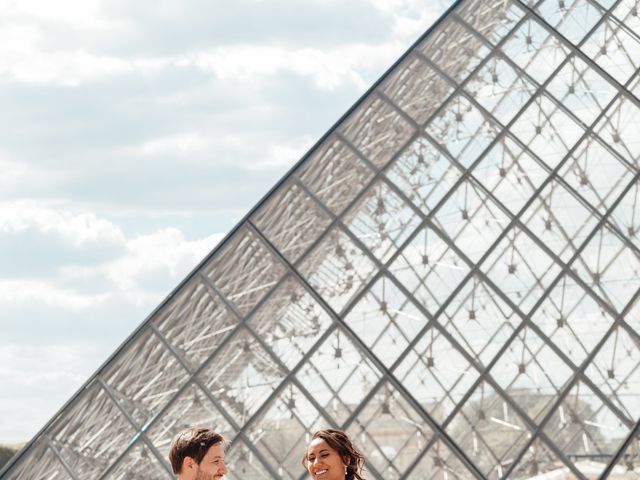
[[3, 0, 640, 478]]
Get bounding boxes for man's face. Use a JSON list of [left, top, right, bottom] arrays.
[[194, 443, 227, 480]]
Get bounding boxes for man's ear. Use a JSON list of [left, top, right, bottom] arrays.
[[182, 456, 196, 471]]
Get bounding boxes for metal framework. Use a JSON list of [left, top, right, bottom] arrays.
[[3, 0, 640, 478]]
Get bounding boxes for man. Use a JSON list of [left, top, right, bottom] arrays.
[[168, 427, 228, 479]]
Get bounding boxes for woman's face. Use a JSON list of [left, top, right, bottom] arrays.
[[305, 438, 347, 480]]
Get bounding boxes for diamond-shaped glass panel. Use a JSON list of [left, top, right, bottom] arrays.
[[348, 380, 435, 479], [346, 275, 428, 368], [546, 56, 618, 127], [420, 17, 492, 84], [519, 177, 599, 263], [434, 177, 511, 263], [501, 17, 571, 84], [248, 276, 333, 371], [510, 93, 585, 170], [154, 277, 239, 371], [49, 382, 136, 479], [148, 382, 236, 460], [542, 380, 633, 478], [296, 327, 383, 425], [252, 180, 332, 265], [339, 95, 415, 170], [456, 0, 525, 47], [472, 137, 550, 216], [441, 276, 520, 366], [466, 52, 538, 126], [103, 441, 169, 480], [245, 383, 325, 480], [381, 55, 454, 126], [557, 135, 634, 217], [536, 0, 607, 45], [581, 17, 640, 84], [533, 275, 615, 366], [394, 324, 480, 424], [490, 326, 574, 422], [343, 180, 422, 264], [297, 136, 375, 217], [572, 225, 640, 313], [101, 328, 189, 427], [203, 227, 286, 317], [298, 225, 377, 314], [426, 94, 501, 169], [482, 226, 562, 314], [198, 327, 286, 425], [390, 225, 471, 316], [446, 380, 533, 479], [386, 136, 463, 215]]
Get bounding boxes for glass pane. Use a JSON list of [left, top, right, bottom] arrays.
[[295, 327, 383, 425], [446, 380, 533, 479], [385, 136, 463, 216], [381, 55, 454, 126], [298, 226, 377, 314], [501, 17, 571, 85], [148, 382, 236, 461], [425, 94, 501, 169], [49, 382, 136, 478], [536, 0, 607, 45], [202, 227, 287, 317], [154, 278, 239, 371], [103, 442, 169, 480], [482, 226, 562, 314], [252, 180, 332, 265], [348, 380, 435, 479], [4, 441, 73, 480], [245, 383, 325, 480], [198, 328, 287, 425], [338, 95, 416, 170], [390, 225, 471, 316], [342, 179, 422, 264], [346, 275, 427, 368], [102, 328, 189, 428], [297, 136, 374, 216], [226, 440, 276, 480], [581, 17, 640, 84], [247, 276, 334, 371], [419, 17, 492, 84]]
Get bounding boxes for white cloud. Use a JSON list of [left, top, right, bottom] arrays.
[[0, 0, 116, 29], [0, 201, 126, 247], [104, 227, 223, 295], [0, 279, 110, 310], [0, 341, 108, 443], [129, 131, 315, 169], [187, 42, 404, 90], [0, 155, 56, 191]]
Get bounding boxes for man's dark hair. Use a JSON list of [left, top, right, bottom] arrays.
[[168, 427, 224, 474]]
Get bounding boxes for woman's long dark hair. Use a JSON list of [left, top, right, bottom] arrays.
[[303, 428, 365, 480]]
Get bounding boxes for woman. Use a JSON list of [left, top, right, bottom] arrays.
[[303, 428, 365, 480]]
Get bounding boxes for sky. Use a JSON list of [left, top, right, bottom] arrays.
[[0, 0, 453, 444]]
